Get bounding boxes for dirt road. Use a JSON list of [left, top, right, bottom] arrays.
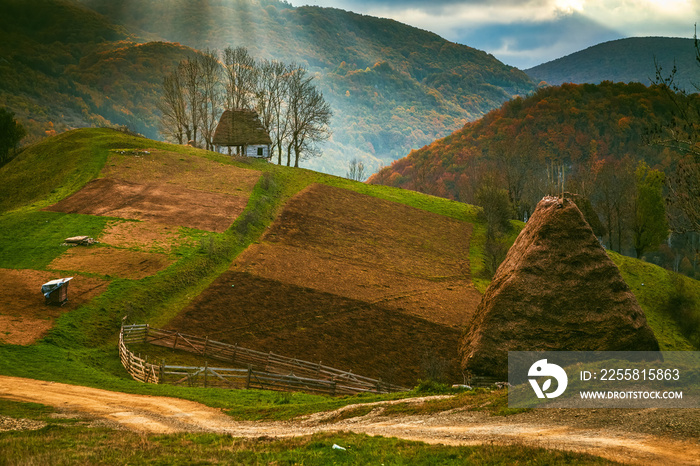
[[0, 376, 698, 465]]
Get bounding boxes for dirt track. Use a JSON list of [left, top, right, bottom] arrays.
[[1, 376, 697, 465]]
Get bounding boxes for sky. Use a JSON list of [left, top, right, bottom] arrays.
[[286, 0, 698, 69]]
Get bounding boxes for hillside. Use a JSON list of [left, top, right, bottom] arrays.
[[0, 128, 488, 389], [0, 129, 698, 462], [370, 81, 691, 213], [1, 128, 696, 383], [0, 0, 206, 145], [1, 0, 536, 175], [526, 37, 698, 92]]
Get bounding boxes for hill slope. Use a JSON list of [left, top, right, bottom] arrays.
[[0, 128, 487, 389], [370, 81, 689, 213], [526, 37, 698, 92], [2, 0, 536, 176], [0, 129, 696, 397]]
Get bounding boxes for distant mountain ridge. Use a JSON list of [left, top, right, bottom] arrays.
[[526, 37, 698, 92], [1, 0, 536, 176]]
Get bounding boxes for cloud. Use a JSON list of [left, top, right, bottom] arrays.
[[288, 0, 698, 67], [452, 12, 623, 69]]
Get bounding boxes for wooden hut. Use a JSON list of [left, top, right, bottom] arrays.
[[212, 109, 272, 158]]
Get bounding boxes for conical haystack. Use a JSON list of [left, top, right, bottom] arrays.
[[460, 196, 659, 379]]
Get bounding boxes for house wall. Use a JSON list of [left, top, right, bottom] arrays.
[[245, 145, 269, 158]]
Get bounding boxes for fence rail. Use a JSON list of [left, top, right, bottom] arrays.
[[119, 324, 407, 395]]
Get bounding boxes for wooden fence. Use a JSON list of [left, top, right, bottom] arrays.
[[119, 324, 407, 395]]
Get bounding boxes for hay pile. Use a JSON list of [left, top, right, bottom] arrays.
[[460, 196, 659, 379]]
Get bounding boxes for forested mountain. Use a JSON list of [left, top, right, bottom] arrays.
[[1, 0, 536, 175], [526, 37, 698, 92], [369, 81, 698, 266], [0, 0, 199, 144]]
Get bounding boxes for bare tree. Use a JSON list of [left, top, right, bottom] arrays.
[[199, 50, 223, 151], [158, 69, 188, 144], [649, 27, 700, 233], [287, 65, 332, 167], [223, 46, 257, 111], [346, 158, 366, 181], [255, 59, 290, 163], [180, 57, 202, 146]]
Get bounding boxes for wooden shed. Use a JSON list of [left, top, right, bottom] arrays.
[[212, 109, 272, 158], [41, 277, 73, 306]]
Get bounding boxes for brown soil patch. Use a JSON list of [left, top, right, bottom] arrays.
[[47, 247, 173, 280], [0, 269, 108, 345], [234, 244, 478, 328], [98, 220, 197, 253], [263, 184, 471, 279], [234, 184, 482, 327], [102, 149, 260, 196], [167, 271, 463, 387], [45, 178, 247, 232]]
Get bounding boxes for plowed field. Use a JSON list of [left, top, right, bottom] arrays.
[[45, 178, 247, 232], [167, 184, 480, 386], [98, 220, 197, 253], [45, 149, 261, 232], [48, 247, 173, 279], [235, 184, 482, 327], [167, 272, 463, 386]]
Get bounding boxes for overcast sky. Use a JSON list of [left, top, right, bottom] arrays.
[[286, 0, 698, 69]]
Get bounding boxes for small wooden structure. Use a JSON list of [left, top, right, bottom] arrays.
[[212, 109, 272, 158], [64, 236, 97, 246], [41, 277, 73, 305]]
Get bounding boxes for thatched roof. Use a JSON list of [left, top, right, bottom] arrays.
[[213, 109, 272, 147], [459, 196, 659, 380]]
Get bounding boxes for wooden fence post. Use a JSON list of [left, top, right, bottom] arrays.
[[159, 360, 164, 384], [246, 365, 252, 389]]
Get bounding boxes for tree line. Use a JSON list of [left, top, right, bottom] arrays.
[[158, 47, 332, 167], [370, 79, 699, 280]]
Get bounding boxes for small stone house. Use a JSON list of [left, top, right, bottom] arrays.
[[212, 109, 272, 158]]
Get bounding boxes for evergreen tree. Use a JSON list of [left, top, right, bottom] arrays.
[[0, 108, 26, 166]]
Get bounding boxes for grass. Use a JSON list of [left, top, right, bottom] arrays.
[[0, 211, 111, 269], [0, 400, 619, 465], [0, 430, 620, 465], [610, 251, 700, 351], [0, 129, 112, 214]]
